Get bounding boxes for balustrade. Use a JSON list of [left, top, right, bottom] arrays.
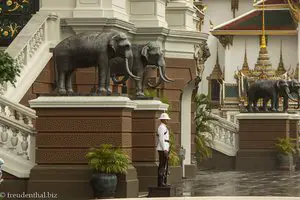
[[0, 96, 35, 164], [201, 112, 239, 156]]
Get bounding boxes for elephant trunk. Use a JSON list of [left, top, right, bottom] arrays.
[[284, 86, 298, 103], [125, 58, 141, 81]]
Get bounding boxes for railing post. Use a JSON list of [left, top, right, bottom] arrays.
[[46, 12, 60, 47]]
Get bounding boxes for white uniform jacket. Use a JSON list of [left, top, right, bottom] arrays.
[[156, 123, 170, 151]]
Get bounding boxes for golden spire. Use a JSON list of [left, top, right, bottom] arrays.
[[260, 0, 266, 49], [276, 40, 286, 76], [209, 43, 223, 80], [242, 41, 249, 69], [253, 0, 274, 79]]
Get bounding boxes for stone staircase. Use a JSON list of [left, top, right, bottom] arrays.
[[0, 12, 60, 178]]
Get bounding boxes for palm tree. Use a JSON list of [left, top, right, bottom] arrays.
[[194, 93, 218, 162]]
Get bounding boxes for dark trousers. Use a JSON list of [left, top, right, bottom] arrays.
[[157, 150, 168, 187]]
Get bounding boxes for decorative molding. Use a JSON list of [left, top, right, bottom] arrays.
[[236, 113, 300, 120], [211, 30, 297, 36], [133, 100, 169, 111], [1, 148, 35, 178], [29, 96, 138, 109], [216, 35, 234, 49]]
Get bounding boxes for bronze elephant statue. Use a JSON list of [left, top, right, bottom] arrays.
[[246, 79, 299, 112], [52, 31, 140, 95], [109, 41, 174, 96]]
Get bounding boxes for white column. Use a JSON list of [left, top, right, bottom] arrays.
[[180, 78, 197, 176], [73, 0, 129, 21], [166, 0, 197, 31], [129, 0, 168, 28]]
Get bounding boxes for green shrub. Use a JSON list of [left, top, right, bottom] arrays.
[[86, 144, 129, 174], [0, 50, 21, 87]]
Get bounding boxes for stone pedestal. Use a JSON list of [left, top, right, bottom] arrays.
[[166, 0, 197, 31], [73, 0, 129, 21], [132, 100, 168, 192], [236, 113, 300, 170], [148, 186, 176, 197], [28, 96, 139, 199]]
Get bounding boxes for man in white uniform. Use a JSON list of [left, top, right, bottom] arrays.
[[156, 112, 170, 187]]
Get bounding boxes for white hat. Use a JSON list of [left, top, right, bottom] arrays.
[[159, 113, 171, 120], [0, 159, 4, 165]]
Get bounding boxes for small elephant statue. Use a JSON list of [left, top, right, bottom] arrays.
[[246, 79, 299, 112], [52, 31, 141, 95], [110, 41, 174, 96]]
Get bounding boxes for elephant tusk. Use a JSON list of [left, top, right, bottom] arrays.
[[125, 58, 141, 80], [158, 66, 174, 83]]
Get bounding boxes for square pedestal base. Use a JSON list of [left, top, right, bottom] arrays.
[[148, 186, 176, 197]]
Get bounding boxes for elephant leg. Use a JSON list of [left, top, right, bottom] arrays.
[[58, 71, 66, 94], [253, 98, 259, 112], [105, 67, 112, 96], [262, 98, 268, 111], [283, 96, 288, 112], [136, 71, 145, 96], [97, 62, 106, 95], [66, 71, 74, 94], [272, 94, 278, 112]]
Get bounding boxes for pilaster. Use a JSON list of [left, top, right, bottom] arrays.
[[129, 0, 168, 28], [166, 0, 197, 31], [132, 100, 168, 192], [73, 0, 129, 21]]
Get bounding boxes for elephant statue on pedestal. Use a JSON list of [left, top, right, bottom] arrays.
[[110, 41, 174, 96], [246, 79, 299, 112], [52, 31, 140, 95]]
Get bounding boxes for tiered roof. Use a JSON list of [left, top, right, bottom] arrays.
[[211, 0, 296, 35]]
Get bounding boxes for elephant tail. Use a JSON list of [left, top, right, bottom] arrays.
[[50, 48, 58, 92]]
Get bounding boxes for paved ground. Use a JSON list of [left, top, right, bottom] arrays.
[[181, 170, 300, 197]]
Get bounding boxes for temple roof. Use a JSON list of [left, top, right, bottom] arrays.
[[254, 0, 298, 5], [211, 1, 297, 35]]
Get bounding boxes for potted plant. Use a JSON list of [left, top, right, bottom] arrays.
[[274, 137, 296, 171], [0, 49, 21, 88], [86, 144, 129, 199]]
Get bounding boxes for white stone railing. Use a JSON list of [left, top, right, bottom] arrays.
[[3, 12, 60, 102], [207, 112, 239, 156], [226, 111, 240, 125], [0, 96, 36, 178]]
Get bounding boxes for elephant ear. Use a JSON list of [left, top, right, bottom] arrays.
[[141, 44, 149, 61], [276, 80, 281, 89], [109, 34, 119, 53]]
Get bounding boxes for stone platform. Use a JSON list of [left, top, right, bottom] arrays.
[[236, 113, 300, 170]]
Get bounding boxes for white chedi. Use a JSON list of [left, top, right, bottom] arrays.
[[0, 158, 4, 184]]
